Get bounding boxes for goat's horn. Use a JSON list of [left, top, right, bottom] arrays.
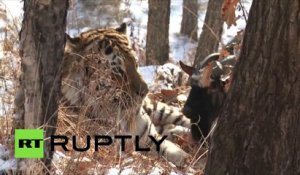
[[199, 53, 221, 68]]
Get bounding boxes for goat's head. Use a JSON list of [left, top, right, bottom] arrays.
[[179, 53, 236, 141]]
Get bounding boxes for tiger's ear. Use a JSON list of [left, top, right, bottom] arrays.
[[65, 33, 80, 49], [115, 23, 127, 34], [179, 61, 194, 76]]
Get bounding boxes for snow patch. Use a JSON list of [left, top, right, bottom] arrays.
[[138, 65, 157, 87], [139, 63, 188, 91], [222, 1, 253, 44], [0, 159, 16, 171], [169, 35, 197, 62], [0, 144, 16, 172], [156, 62, 183, 89], [0, 0, 23, 19]]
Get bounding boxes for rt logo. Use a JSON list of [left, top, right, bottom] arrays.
[[15, 129, 44, 158]]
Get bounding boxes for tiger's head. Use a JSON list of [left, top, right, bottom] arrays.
[[64, 23, 149, 101]]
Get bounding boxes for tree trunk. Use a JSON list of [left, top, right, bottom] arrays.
[[17, 0, 68, 172], [205, 0, 300, 174], [146, 0, 170, 65], [194, 0, 223, 66], [180, 0, 198, 41]]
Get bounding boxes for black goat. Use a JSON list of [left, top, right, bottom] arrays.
[[179, 53, 236, 141]]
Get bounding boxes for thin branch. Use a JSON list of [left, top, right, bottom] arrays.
[[238, 0, 248, 23]]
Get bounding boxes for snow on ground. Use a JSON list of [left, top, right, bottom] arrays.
[[0, 1, 21, 118], [169, 0, 183, 34], [169, 35, 197, 63], [222, 0, 252, 44], [0, 0, 23, 19], [0, 0, 22, 49], [120, 0, 148, 46], [138, 65, 156, 86], [139, 62, 187, 89], [156, 62, 183, 88], [0, 144, 16, 172], [0, 159, 16, 172], [106, 167, 136, 175]]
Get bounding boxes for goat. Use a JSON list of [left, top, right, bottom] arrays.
[[179, 53, 236, 141]]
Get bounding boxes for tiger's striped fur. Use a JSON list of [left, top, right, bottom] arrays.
[[61, 23, 190, 166], [142, 97, 190, 136]]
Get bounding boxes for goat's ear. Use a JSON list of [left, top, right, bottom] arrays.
[[116, 23, 127, 34], [179, 61, 194, 76]]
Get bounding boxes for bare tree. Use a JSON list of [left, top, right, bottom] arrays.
[[17, 0, 68, 172], [180, 0, 198, 41], [205, 0, 300, 174], [194, 0, 223, 66], [146, 0, 170, 65]]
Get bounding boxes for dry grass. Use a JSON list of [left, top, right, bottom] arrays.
[[0, 0, 21, 153], [0, 3, 21, 174]]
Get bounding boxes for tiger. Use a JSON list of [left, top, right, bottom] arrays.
[[60, 23, 190, 166]]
